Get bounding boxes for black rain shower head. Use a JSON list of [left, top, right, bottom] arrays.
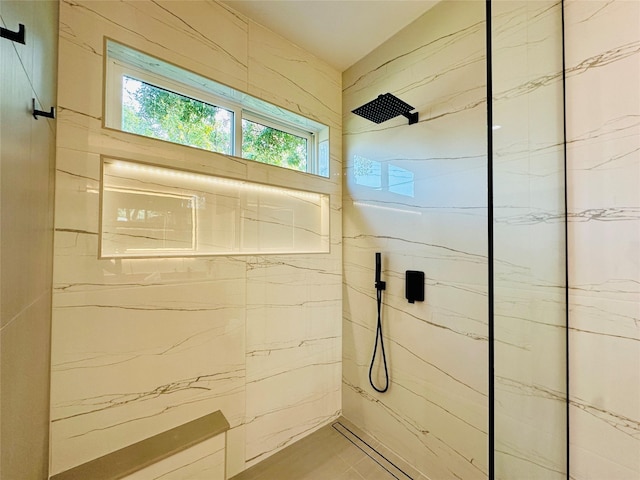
[[351, 93, 419, 125]]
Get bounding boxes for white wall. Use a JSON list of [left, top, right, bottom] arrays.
[[49, 1, 342, 476], [0, 1, 57, 478]]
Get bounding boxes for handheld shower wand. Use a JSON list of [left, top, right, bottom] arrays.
[[375, 252, 386, 291], [369, 252, 389, 393]]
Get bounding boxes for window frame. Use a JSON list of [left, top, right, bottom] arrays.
[[107, 59, 242, 156], [105, 52, 321, 175], [241, 110, 316, 171]]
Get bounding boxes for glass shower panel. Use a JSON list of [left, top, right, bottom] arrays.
[[491, 1, 567, 478]]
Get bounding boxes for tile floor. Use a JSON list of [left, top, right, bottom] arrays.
[[231, 418, 430, 480]]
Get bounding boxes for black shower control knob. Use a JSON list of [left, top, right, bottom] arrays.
[[405, 270, 424, 303]]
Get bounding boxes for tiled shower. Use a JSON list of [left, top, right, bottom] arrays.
[[0, 0, 638, 479]]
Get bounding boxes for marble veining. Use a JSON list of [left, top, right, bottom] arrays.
[[565, 0, 640, 477], [343, 18, 485, 94], [51, 0, 342, 476]]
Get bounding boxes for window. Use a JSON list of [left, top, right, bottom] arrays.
[[105, 40, 330, 177], [242, 115, 309, 171], [122, 76, 234, 155]]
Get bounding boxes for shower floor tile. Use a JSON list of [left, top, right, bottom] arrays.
[[231, 418, 428, 480]]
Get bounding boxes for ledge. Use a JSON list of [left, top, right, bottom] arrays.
[[50, 410, 230, 480]]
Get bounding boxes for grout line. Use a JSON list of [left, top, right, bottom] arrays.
[[332, 422, 414, 480]]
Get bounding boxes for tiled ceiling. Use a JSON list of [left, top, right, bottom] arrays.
[[220, 1, 438, 71]]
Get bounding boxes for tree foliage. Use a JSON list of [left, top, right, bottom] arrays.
[[123, 78, 232, 154], [122, 77, 307, 171], [242, 119, 306, 170]]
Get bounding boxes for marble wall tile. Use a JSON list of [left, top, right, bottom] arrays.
[[342, 2, 488, 478], [59, 0, 248, 115], [247, 21, 341, 130], [246, 19, 343, 194], [49, 275, 247, 473], [52, 0, 342, 476], [491, 1, 567, 477], [565, 1, 640, 477], [244, 255, 342, 465]]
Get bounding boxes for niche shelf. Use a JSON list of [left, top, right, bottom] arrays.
[[100, 158, 330, 258]]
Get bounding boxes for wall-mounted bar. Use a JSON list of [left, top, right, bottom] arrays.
[[32, 98, 56, 120], [0, 23, 25, 44]]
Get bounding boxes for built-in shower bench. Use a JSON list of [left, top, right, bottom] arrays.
[[49, 410, 229, 480]]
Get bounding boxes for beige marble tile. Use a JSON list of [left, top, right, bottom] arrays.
[[59, 0, 248, 96], [565, 0, 640, 478], [342, 2, 488, 478], [49, 275, 246, 473], [247, 21, 341, 130], [488, 1, 569, 477], [243, 254, 342, 466], [51, 1, 343, 477]]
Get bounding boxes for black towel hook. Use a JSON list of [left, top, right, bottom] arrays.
[[1, 23, 25, 44], [32, 98, 56, 120]]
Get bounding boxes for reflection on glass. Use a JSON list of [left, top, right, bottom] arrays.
[[103, 188, 196, 253], [101, 159, 330, 258], [353, 155, 382, 189], [492, 1, 567, 478], [352, 201, 421, 216], [354, 155, 415, 198], [388, 164, 415, 197], [318, 140, 329, 178]]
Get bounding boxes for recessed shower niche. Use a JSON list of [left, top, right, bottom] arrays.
[[100, 158, 330, 258]]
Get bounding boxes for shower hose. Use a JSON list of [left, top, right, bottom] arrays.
[[369, 284, 389, 393]]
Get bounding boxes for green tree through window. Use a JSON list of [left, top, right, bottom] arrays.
[[122, 76, 308, 171], [122, 77, 233, 154], [242, 119, 307, 170]]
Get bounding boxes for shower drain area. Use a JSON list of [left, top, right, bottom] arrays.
[[332, 421, 414, 480], [231, 418, 428, 480]]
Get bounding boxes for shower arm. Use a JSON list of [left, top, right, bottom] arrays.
[[402, 111, 419, 125]]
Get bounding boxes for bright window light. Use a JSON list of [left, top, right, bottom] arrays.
[[105, 40, 330, 177]]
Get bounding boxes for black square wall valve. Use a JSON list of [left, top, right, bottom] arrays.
[[405, 270, 425, 304]]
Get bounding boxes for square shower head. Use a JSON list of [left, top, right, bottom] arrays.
[[351, 93, 418, 125]]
